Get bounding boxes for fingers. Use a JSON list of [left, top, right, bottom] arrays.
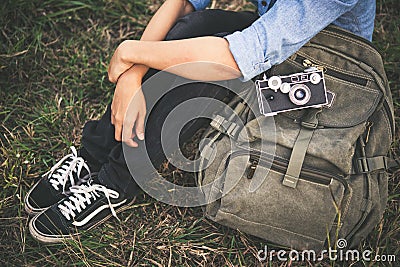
[[136, 110, 146, 141], [111, 97, 132, 145], [114, 117, 123, 142], [112, 112, 139, 147], [111, 111, 115, 125], [118, 109, 145, 148], [111, 105, 124, 143], [122, 114, 139, 148]]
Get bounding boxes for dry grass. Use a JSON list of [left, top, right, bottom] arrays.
[[0, 0, 399, 266]]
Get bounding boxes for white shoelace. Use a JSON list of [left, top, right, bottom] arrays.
[[57, 183, 121, 222], [43, 146, 91, 193]]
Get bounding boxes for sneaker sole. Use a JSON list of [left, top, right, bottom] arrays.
[[28, 197, 136, 243]]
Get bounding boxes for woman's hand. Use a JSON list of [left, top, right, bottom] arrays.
[[108, 40, 136, 83], [111, 67, 146, 147]]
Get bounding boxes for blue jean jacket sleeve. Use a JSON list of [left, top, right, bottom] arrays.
[[187, 0, 211, 11], [225, 0, 361, 81]]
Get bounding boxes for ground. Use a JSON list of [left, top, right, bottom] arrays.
[[0, 0, 399, 266]]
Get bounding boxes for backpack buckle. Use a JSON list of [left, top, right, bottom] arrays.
[[357, 158, 369, 173], [356, 157, 388, 174], [299, 108, 322, 129], [210, 114, 240, 138], [300, 120, 318, 129], [282, 174, 299, 188]]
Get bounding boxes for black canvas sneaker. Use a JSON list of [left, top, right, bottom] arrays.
[[25, 147, 95, 215], [29, 181, 135, 243]]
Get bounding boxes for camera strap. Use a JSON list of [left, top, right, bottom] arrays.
[[282, 108, 321, 188]]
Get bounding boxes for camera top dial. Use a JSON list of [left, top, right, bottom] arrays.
[[267, 76, 282, 91]]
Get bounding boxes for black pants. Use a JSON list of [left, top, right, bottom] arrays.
[[81, 10, 258, 197]]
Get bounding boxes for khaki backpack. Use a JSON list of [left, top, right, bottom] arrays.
[[196, 25, 396, 250]]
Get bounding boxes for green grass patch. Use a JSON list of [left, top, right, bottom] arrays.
[[1, 0, 399, 266]]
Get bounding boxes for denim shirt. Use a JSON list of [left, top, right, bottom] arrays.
[[187, 0, 376, 81]]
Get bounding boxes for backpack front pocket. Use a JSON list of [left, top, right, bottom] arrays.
[[206, 150, 347, 250]]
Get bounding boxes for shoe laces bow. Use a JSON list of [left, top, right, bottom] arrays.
[[57, 183, 121, 222], [44, 146, 91, 193]]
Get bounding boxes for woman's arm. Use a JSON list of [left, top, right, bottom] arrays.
[[108, 37, 241, 82], [111, 0, 195, 146]]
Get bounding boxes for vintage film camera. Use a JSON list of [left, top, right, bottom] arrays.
[[255, 68, 334, 116]]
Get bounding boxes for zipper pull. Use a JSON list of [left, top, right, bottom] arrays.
[[303, 59, 314, 67], [247, 158, 259, 179], [303, 59, 326, 72]]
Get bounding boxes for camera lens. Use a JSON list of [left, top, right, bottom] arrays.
[[289, 84, 311, 106], [295, 89, 306, 100]]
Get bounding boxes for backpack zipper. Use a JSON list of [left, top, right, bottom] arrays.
[[325, 26, 381, 55], [229, 150, 348, 189], [296, 55, 394, 139], [295, 55, 369, 86]]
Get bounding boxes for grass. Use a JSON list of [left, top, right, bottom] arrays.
[[0, 0, 399, 266]]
